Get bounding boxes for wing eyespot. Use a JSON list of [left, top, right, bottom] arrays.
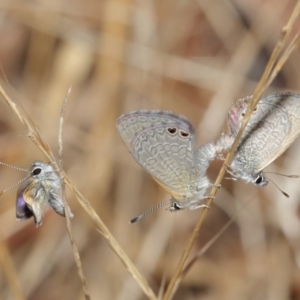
[[167, 127, 177, 135], [179, 130, 190, 138]]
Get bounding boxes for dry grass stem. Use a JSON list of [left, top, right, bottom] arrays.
[[169, 217, 236, 300], [63, 175, 157, 300], [58, 87, 91, 300], [171, 198, 254, 297]]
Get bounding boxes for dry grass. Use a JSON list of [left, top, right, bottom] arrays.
[[0, 0, 300, 299]]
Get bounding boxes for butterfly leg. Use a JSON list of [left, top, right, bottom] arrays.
[[223, 165, 241, 181], [189, 203, 210, 210], [209, 183, 221, 189]]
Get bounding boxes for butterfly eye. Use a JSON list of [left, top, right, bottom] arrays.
[[167, 127, 177, 135], [32, 167, 42, 176], [172, 202, 182, 210], [241, 112, 245, 117], [253, 106, 258, 113], [255, 175, 263, 185], [179, 130, 190, 138]]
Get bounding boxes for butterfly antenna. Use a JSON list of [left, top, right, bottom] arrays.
[[0, 176, 29, 196], [0, 162, 28, 172], [266, 177, 290, 198], [264, 171, 299, 178], [130, 200, 170, 223]]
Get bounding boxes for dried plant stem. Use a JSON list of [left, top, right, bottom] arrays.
[[0, 86, 157, 300], [58, 88, 90, 300], [169, 218, 235, 299], [163, 2, 300, 299], [171, 199, 253, 298], [265, 31, 300, 88], [63, 175, 157, 300]]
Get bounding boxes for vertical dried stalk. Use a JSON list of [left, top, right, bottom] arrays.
[[171, 199, 253, 298], [58, 88, 90, 300]]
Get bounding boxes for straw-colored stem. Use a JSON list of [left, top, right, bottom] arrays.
[[58, 88, 91, 300]]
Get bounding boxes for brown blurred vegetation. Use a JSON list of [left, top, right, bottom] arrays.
[[0, 0, 299, 299]]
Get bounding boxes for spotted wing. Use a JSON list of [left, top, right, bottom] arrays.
[[231, 93, 299, 174], [255, 93, 300, 170], [116, 110, 197, 200]]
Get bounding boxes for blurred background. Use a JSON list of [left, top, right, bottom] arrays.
[[0, 0, 299, 299]]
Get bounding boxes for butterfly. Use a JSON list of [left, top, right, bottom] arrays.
[[219, 92, 300, 189], [15, 161, 72, 226], [116, 110, 216, 221]]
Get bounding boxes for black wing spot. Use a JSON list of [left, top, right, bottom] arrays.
[[180, 130, 190, 138], [167, 127, 177, 135]]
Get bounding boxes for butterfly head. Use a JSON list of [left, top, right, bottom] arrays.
[[30, 161, 59, 182], [169, 200, 184, 211], [252, 172, 269, 187]]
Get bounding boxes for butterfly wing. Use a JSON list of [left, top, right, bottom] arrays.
[[17, 179, 47, 226], [257, 93, 300, 168], [16, 184, 33, 220], [49, 191, 66, 217], [252, 93, 300, 172], [230, 93, 300, 174], [116, 110, 198, 201]]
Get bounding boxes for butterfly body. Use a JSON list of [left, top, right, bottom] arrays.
[[117, 110, 215, 210], [16, 161, 68, 226]]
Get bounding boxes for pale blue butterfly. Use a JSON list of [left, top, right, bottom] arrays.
[[116, 110, 217, 222], [217, 92, 300, 194]]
